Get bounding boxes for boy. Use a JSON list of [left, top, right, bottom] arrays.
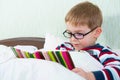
[[56, 1, 120, 80]]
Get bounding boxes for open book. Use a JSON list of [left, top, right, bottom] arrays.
[[11, 47, 104, 71]]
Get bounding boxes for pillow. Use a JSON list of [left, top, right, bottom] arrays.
[[0, 45, 16, 63], [43, 33, 67, 50], [14, 45, 38, 53]]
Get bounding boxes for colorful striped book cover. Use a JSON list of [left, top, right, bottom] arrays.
[[11, 47, 75, 70]]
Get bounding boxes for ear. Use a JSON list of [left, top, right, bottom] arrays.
[[94, 27, 102, 38]]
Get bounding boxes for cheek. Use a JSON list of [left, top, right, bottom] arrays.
[[79, 39, 89, 46], [82, 37, 96, 46], [84, 36, 93, 43], [79, 38, 94, 47]]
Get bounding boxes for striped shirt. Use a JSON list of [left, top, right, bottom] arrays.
[[56, 43, 120, 80]]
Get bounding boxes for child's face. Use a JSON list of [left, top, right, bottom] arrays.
[[65, 22, 102, 50]]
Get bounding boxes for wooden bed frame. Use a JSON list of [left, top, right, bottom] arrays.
[[0, 37, 45, 49]]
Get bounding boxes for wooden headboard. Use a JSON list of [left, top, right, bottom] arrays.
[[0, 37, 45, 49]]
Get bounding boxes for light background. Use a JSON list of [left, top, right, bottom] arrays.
[[0, 0, 120, 49]]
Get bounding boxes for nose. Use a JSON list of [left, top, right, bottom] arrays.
[[70, 35, 77, 41]]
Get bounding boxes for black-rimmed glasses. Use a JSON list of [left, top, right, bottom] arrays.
[[63, 27, 97, 39]]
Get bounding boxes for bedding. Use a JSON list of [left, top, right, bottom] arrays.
[[0, 58, 85, 80], [0, 45, 103, 80], [0, 37, 85, 80], [44, 33, 66, 50], [14, 45, 38, 53]]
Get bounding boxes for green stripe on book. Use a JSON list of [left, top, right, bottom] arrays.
[[33, 53, 36, 58], [59, 51, 68, 68], [29, 53, 34, 58], [25, 52, 30, 58], [11, 47, 19, 58], [47, 51, 58, 62], [55, 51, 67, 68]]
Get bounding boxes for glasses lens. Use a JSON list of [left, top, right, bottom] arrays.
[[74, 33, 84, 39], [63, 31, 72, 38]]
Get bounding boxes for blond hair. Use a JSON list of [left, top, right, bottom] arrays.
[[65, 1, 103, 29]]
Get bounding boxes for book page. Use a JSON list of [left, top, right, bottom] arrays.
[[69, 51, 104, 72]]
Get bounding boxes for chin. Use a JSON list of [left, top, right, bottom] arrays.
[[74, 45, 84, 50], [74, 47, 81, 51]]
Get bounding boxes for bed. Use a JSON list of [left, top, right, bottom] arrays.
[[0, 37, 45, 49], [0, 37, 85, 80]]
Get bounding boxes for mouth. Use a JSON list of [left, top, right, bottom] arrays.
[[72, 43, 81, 50], [72, 43, 79, 47]]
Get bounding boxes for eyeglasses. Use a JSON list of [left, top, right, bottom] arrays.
[[63, 27, 97, 40]]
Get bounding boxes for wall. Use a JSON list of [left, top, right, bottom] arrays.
[[0, 0, 120, 48]]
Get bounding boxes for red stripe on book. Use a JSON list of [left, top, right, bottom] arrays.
[[16, 49, 24, 58], [61, 51, 75, 70], [34, 51, 41, 59], [35, 51, 45, 59]]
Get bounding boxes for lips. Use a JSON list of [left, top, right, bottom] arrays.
[[72, 43, 79, 47]]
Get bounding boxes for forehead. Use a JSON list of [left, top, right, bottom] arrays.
[[66, 22, 90, 32]]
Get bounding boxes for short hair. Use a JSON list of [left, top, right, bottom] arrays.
[[65, 1, 103, 29]]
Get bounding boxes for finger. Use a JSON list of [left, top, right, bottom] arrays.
[[72, 67, 82, 72]]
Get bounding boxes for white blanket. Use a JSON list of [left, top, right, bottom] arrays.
[[0, 58, 85, 80]]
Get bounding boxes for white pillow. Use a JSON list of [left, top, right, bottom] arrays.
[[14, 45, 38, 53], [0, 45, 16, 63], [43, 33, 67, 50]]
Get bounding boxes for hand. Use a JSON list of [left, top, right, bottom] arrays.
[[72, 67, 95, 80]]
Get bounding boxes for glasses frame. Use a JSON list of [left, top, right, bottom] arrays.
[[63, 27, 98, 40]]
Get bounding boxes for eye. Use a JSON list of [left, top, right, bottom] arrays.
[[63, 30, 72, 38], [74, 33, 84, 39], [66, 30, 71, 34]]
